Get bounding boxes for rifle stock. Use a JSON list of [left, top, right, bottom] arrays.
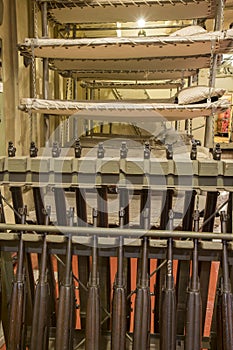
[[111, 208, 127, 350], [30, 207, 51, 349], [217, 211, 233, 350], [85, 208, 100, 350], [133, 208, 151, 350], [55, 208, 76, 350], [185, 210, 202, 350], [8, 207, 27, 349], [160, 210, 176, 350]]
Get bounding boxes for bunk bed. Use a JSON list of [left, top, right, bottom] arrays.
[[20, 30, 233, 59], [36, 0, 217, 23], [19, 27, 233, 119], [20, 98, 230, 121]]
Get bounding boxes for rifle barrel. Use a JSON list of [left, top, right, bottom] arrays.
[[133, 208, 151, 350], [8, 208, 27, 350], [30, 210, 51, 350], [185, 210, 202, 350], [160, 210, 176, 350], [111, 209, 127, 350], [85, 209, 100, 350], [217, 211, 233, 350], [55, 208, 76, 350]]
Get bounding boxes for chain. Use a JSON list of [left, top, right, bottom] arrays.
[[220, 0, 225, 30], [31, 45, 37, 99], [178, 121, 180, 131], [189, 118, 193, 136], [64, 78, 73, 144], [208, 39, 216, 95], [30, 45, 37, 144], [60, 117, 65, 147], [212, 106, 217, 149], [33, 0, 38, 38], [29, 110, 33, 144]]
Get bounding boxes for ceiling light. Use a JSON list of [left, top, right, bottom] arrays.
[[137, 18, 145, 28]]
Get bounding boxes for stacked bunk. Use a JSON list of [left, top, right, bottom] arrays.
[[18, 1, 232, 135]]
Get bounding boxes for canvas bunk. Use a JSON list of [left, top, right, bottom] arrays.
[[20, 31, 233, 59], [19, 98, 230, 121], [35, 0, 216, 23], [79, 81, 184, 89]]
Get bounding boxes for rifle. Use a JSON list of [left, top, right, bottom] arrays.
[[176, 190, 196, 336], [55, 208, 76, 350], [30, 206, 51, 349], [133, 208, 151, 350], [111, 208, 127, 350], [160, 209, 176, 350], [33, 189, 57, 327], [75, 187, 89, 329], [154, 189, 173, 333], [85, 208, 100, 350], [184, 210, 202, 350], [97, 186, 111, 331], [119, 188, 131, 331], [199, 191, 218, 333], [8, 207, 27, 349], [217, 211, 233, 350], [0, 200, 15, 348]]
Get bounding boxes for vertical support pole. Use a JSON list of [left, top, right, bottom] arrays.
[[204, 0, 225, 147], [0, 0, 18, 154], [41, 2, 49, 146], [73, 78, 78, 140], [53, 25, 60, 144]]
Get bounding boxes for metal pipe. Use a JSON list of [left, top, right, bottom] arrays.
[[0, 223, 232, 240], [204, 0, 225, 148], [41, 1, 49, 145]]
